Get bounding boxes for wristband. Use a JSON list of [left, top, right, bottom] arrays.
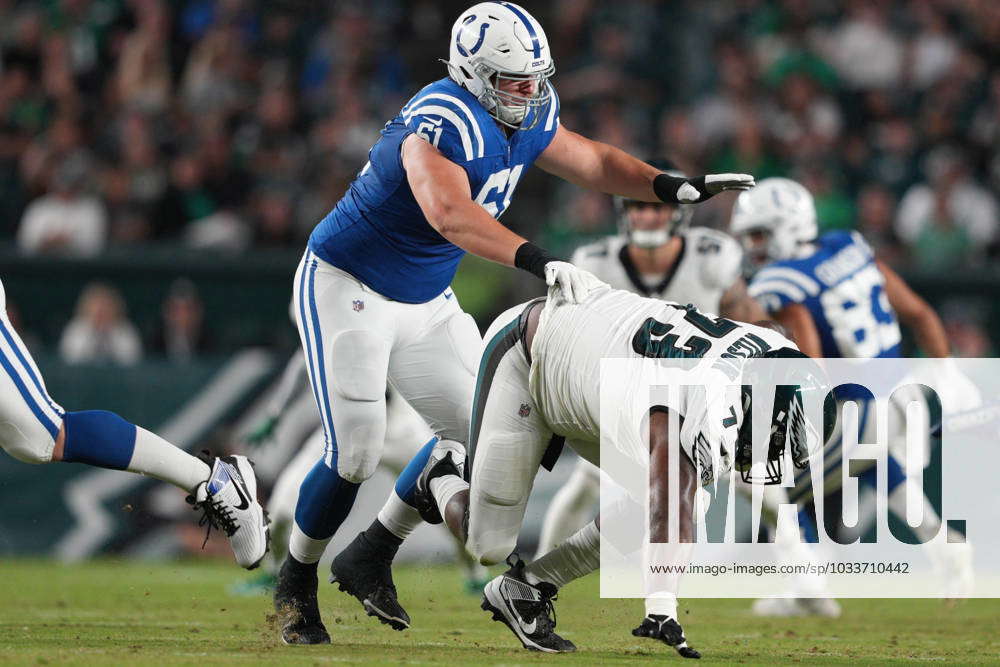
[[653, 173, 706, 203], [514, 242, 559, 281]]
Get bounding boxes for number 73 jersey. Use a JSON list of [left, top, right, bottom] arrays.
[[529, 287, 795, 472], [308, 77, 560, 304], [747, 231, 901, 359]]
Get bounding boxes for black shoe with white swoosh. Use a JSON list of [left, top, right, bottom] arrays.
[[481, 554, 575, 653], [188, 455, 269, 569]]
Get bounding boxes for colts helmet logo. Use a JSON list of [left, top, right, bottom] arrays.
[[456, 15, 489, 57], [518, 403, 531, 418], [352, 299, 365, 312]]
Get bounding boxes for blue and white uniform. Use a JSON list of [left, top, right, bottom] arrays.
[[748, 231, 901, 359], [309, 77, 560, 304], [748, 231, 913, 503], [288, 76, 560, 559], [0, 280, 65, 463]]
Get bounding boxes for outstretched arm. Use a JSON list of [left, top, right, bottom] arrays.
[[403, 133, 526, 266], [402, 134, 603, 302], [878, 259, 949, 358], [536, 125, 753, 203]]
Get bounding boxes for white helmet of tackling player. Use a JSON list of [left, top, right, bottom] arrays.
[[730, 177, 817, 267], [444, 2, 555, 131], [735, 348, 835, 485], [616, 159, 693, 249]]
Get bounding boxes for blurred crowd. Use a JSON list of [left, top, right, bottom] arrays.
[[5, 276, 212, 365], [2, 0, 998, 268]]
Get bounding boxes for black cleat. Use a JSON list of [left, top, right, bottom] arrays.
[[330, 531, 410, 630], [274, 557, 330, 645], [412, 440, 466, 525], [632, 614, 701, 659], [481, 554, 576, 653]]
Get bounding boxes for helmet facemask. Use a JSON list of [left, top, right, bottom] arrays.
[[734, 350, 835, 485], [737, 226, 779, 268], [486, 67, 555, 130]]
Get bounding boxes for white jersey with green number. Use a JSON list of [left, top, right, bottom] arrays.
[[570, 227, 743, 315], [529, 286, 794, 485]]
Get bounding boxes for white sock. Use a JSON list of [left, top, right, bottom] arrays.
[[645, 591, 678, 618], [429, 474, 468, 518], [377, 490, 424, 540], [126, 426, 210, 493], [288, 523, 330, 564], [522, 520, 600, 589]]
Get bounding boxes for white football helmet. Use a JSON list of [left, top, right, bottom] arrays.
[[444, 2, 555, 130], [730, 177, 817, 265], [615, 159, 692, 249]]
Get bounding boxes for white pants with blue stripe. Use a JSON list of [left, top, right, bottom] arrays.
[[0, 279, 65, 463], [292, 250, 481, 484]]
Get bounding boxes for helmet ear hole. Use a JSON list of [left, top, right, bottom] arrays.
[[460, 66, 473, 80]]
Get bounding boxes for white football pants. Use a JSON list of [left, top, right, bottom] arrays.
[[292, 250, 481, 484]]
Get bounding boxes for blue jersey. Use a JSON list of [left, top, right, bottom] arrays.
[[309, 77, 560, 303], [748, 231, 901, 359]]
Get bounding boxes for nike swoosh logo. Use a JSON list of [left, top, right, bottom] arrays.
[[519, 617, 537, 635], [225, 463, 252, 511]]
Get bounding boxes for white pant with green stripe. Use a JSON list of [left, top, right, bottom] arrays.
[[466, 302, 559, 565]]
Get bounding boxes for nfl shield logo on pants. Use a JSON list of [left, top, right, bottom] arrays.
[[352, 299, 365, 312], [519, 403, 531, 418]]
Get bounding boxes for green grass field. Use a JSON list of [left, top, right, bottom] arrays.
[[1, 559, 997, 665]]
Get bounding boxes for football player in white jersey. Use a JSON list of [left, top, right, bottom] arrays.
[[0, 278, 268, 571], [405, 286, 826, 656], [534, 162, 836, 618], [537, 160, 773, 555]]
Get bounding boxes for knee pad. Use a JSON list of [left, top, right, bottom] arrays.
[[0, 419, 54, 464], [337, 439, 381, 484], [471, 539, 516, 567], [329, 330, 390, 402]]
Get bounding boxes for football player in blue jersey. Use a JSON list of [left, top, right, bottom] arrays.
[[730, 177, 975, 614], [273, 1, 756, 644]]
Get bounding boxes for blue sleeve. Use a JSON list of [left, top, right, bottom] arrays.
[[747, 263, 822, 313]]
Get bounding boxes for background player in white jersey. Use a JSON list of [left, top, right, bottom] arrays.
[[535, 164, 836, 616], [0, 278, 268, 570], [537, 159, 778, 556], [275, 1, 755, 645], [731, 177, 976, 602], [403, 286, 825, 656]]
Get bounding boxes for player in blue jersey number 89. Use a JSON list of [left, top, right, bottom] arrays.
[[731, 177, 978, 612], [273, 1, 756, 645]]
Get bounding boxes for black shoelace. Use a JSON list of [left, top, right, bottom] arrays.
[[530, 582, 559, 631], [187, 491, 239, 548]]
